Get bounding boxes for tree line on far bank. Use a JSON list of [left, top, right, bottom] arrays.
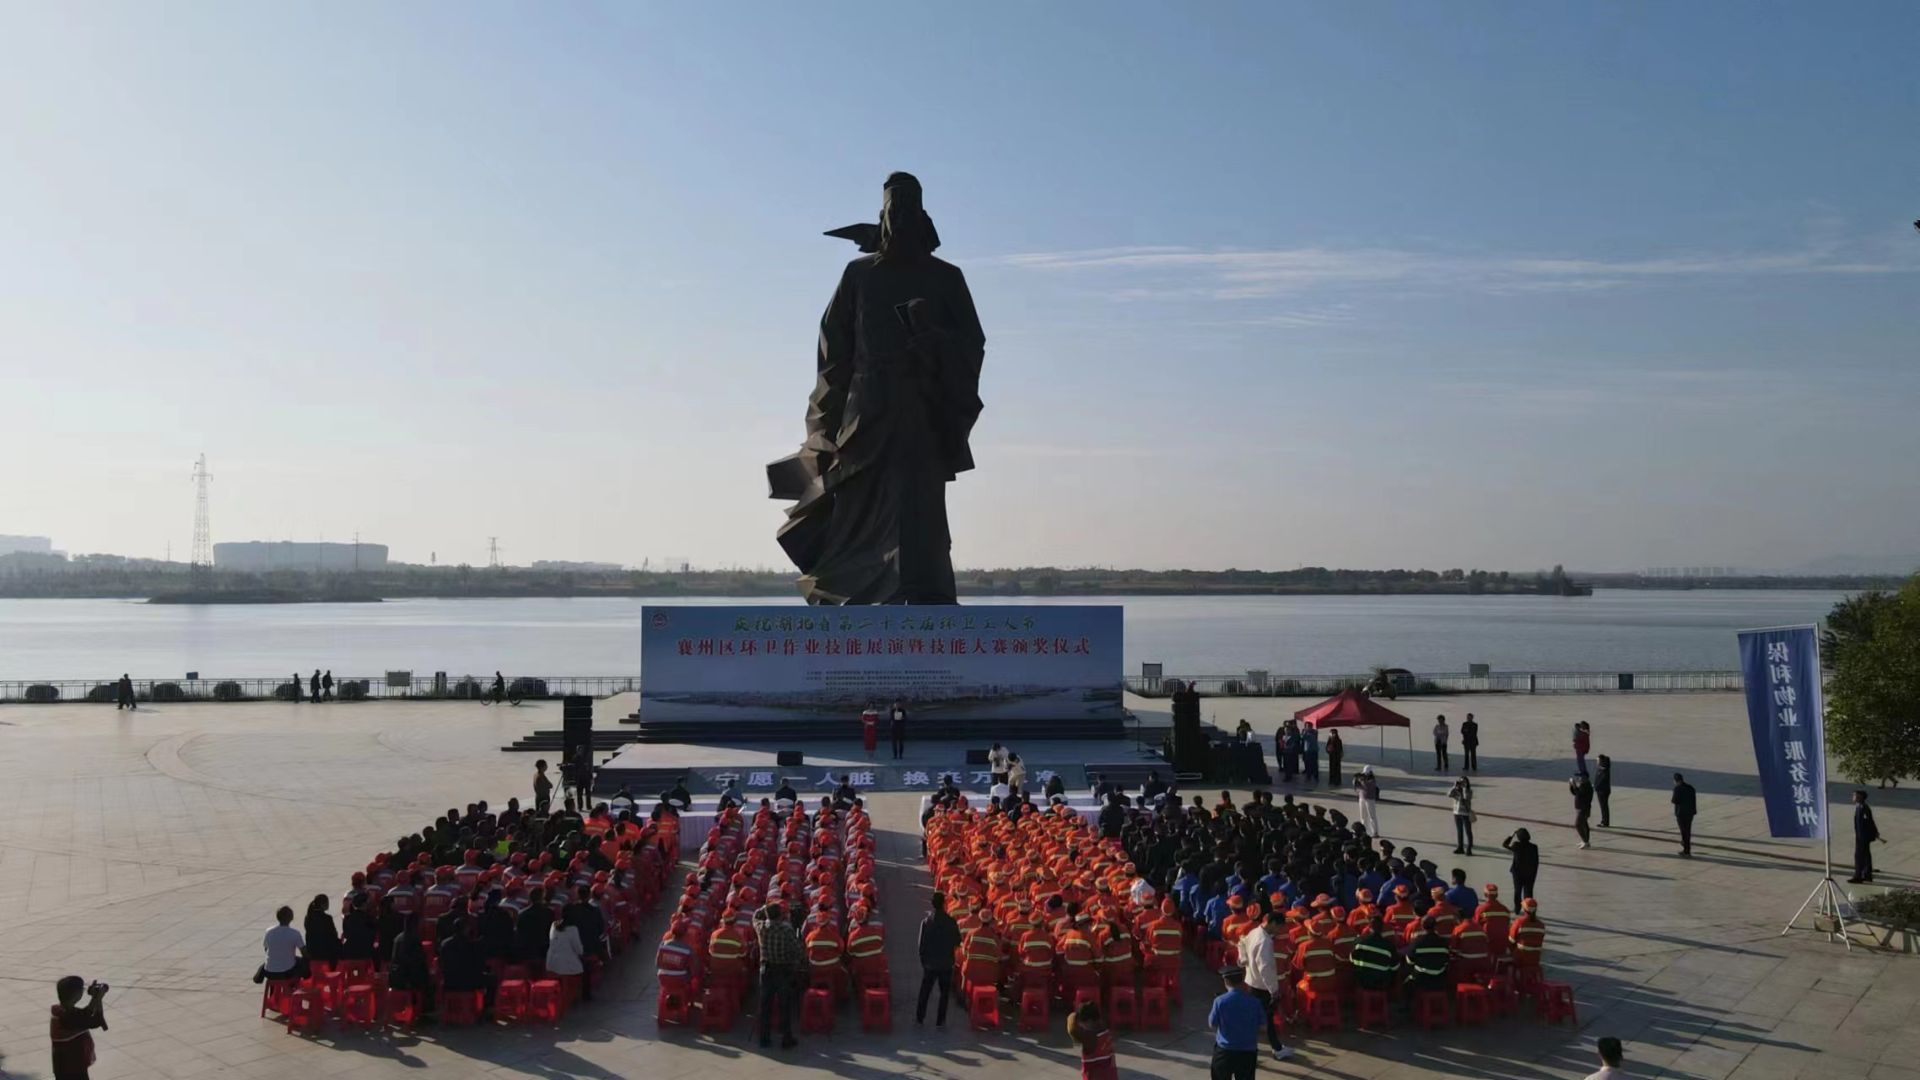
[[1824, 575, 1920, 787]]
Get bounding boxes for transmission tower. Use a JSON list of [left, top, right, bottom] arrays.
[[488, 537, 502, 568], [190, 454, 213, 586]]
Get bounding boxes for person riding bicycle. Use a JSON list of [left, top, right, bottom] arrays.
[[491, 672, 507, 704]]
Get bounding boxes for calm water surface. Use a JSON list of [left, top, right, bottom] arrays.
[[0, 591, 1850, 680]]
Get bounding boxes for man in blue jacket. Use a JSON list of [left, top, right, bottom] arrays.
[[1208, 965, 1292, 1076]]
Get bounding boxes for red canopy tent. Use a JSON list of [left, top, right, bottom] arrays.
[[1293, 688, 1414, 764]]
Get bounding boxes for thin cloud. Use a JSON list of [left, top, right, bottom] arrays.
[[989, 238, 1917, 301]]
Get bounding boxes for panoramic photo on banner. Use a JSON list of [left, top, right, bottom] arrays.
[[640, 605, 1123, 722]]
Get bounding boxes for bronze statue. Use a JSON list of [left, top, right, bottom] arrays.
[[768, 172, 985, 604]]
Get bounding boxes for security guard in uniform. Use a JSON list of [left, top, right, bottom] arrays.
[[1404, 916, 1454, 998], [1349, 917, 1400, 993]]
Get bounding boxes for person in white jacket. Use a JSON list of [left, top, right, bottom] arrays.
[[546, 909, 588, 999], [1354, 766, 1382, 837]]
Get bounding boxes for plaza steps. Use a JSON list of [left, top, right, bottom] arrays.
[[616, 712, 1125, 744], [499, 730, 637, 753]]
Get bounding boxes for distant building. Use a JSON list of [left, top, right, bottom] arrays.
[[214, 541, 390, 572], [532, 560, 626, 572], [0, 534, 54, 556]]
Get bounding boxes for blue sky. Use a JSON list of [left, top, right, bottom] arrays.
[[2, 3, 1915, 573]]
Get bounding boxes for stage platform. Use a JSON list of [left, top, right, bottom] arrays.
[[590, 734, 1173, 797]]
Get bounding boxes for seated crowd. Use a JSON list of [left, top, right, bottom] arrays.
[[923, 781, 1561, 1031], [257, 796, 677, 1026], [652, 792, 882, 1045]]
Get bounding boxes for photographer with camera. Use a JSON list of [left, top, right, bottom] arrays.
[[50, 975, 108, 1080]]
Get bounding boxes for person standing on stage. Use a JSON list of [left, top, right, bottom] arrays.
[[890, 699, 909, 760]]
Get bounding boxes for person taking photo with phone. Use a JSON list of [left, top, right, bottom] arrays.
[[50, 975, 108, 1080]]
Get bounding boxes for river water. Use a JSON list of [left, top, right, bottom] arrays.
[[0, 590, 1850, 680]]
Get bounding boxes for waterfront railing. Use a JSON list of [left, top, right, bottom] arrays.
[[0, 674, 639, 705], [0, 669, 1743, 704]]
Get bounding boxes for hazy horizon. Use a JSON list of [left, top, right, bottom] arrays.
[[4, 4, 1916, 573]]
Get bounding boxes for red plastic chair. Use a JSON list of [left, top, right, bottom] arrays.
[[532, 979, 570, 1025], [800, 987, 835, 1033], [381, 988, 420, 1031], [338, 959, 376, 986], [495, 979, 530, 1023], [260, 978, 297, 1018], [1414, 990, 1451, 1030], [441, 989, 485, 1026], [860, 987, 892, 1032], [1149, 967, 1182, 1007], [1538, 982, 1577, 1024], [311, 968, 347, 1013], [968, 985, 1001, 1031], [1070, 984, 1101, 1017], [340, 983, 380, 1029], [1355, 988, 1391, 1028], [1107, 985, 1138, 1030], [698, 984, 738, 1032], [1455, 984, 1491, 1025], [285, 987, 326, 1035], [1302, 990, 1342, 1033], [1484, 973, 1519, 1016], [1139, 985, 1169, 1030], [1018, 986, 1050, 1031]]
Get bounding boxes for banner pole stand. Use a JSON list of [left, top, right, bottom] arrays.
[[1781, 821, 1853, 948]]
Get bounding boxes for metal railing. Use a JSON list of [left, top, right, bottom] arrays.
[[1124, 669, 1744, 696], [0, 675, 640, 705], [0, 668, 1747, 704]]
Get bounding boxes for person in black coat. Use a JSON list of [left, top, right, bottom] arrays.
[[375, 894, 404, 966], [479, 890, 517, 962], [515, 888, 554, 965], [1569, 773, 1595, 848], [1671, 773, 1698, 857], [1502, 827, 1540, 903], [565, 886, 607, 962], [388, 916, 435, 1014], [303, 894, 340, 965], [1593, 756, 1613, 828], [438, 920, 493, 1004], [1850, 789, 1885, 883], [914, 891, 962, 1026], [341, 893, 379, 961]]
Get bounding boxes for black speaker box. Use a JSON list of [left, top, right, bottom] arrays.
[[777, 750, 805, 767], [561, 695, 593, 762]]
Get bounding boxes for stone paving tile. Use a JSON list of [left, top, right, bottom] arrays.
[[0, 692, 1916, 1079]]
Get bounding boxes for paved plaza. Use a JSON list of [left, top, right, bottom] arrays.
[[0, 691, 1916, 1080]]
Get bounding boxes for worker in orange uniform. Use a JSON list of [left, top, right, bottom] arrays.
[[1508, 897, 1546, 974], [805, 914, 847, 1001], [961, 918, 1004, 994], [707, 912, 751, 1000], [657, 915, 701, 1003], [1346, 888, 1377, 931], [1099, 916, 1137, 991], [846, 906, 887, 990], [1474, 884, 1512, 963], [1143, 899, 1184, 983], [1017, 919, 1055, 993], [1425, 886, 1460, 937], [1057, 914, 1100, 997], [1382, 884, 1419, 941], [1291, 915, 1341, 1000], [1220, 894, 1254, 949], [1449, 912, 1490, 983]]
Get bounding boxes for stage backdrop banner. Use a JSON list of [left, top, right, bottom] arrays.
[[1737, 624, 1826, 839], [641, 604, 1123, 722]]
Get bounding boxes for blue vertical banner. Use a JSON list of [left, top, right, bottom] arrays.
[[1737, 625, 1826, 839]]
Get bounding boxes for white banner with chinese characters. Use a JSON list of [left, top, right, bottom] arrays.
[[640, 604, 1124, 722]]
